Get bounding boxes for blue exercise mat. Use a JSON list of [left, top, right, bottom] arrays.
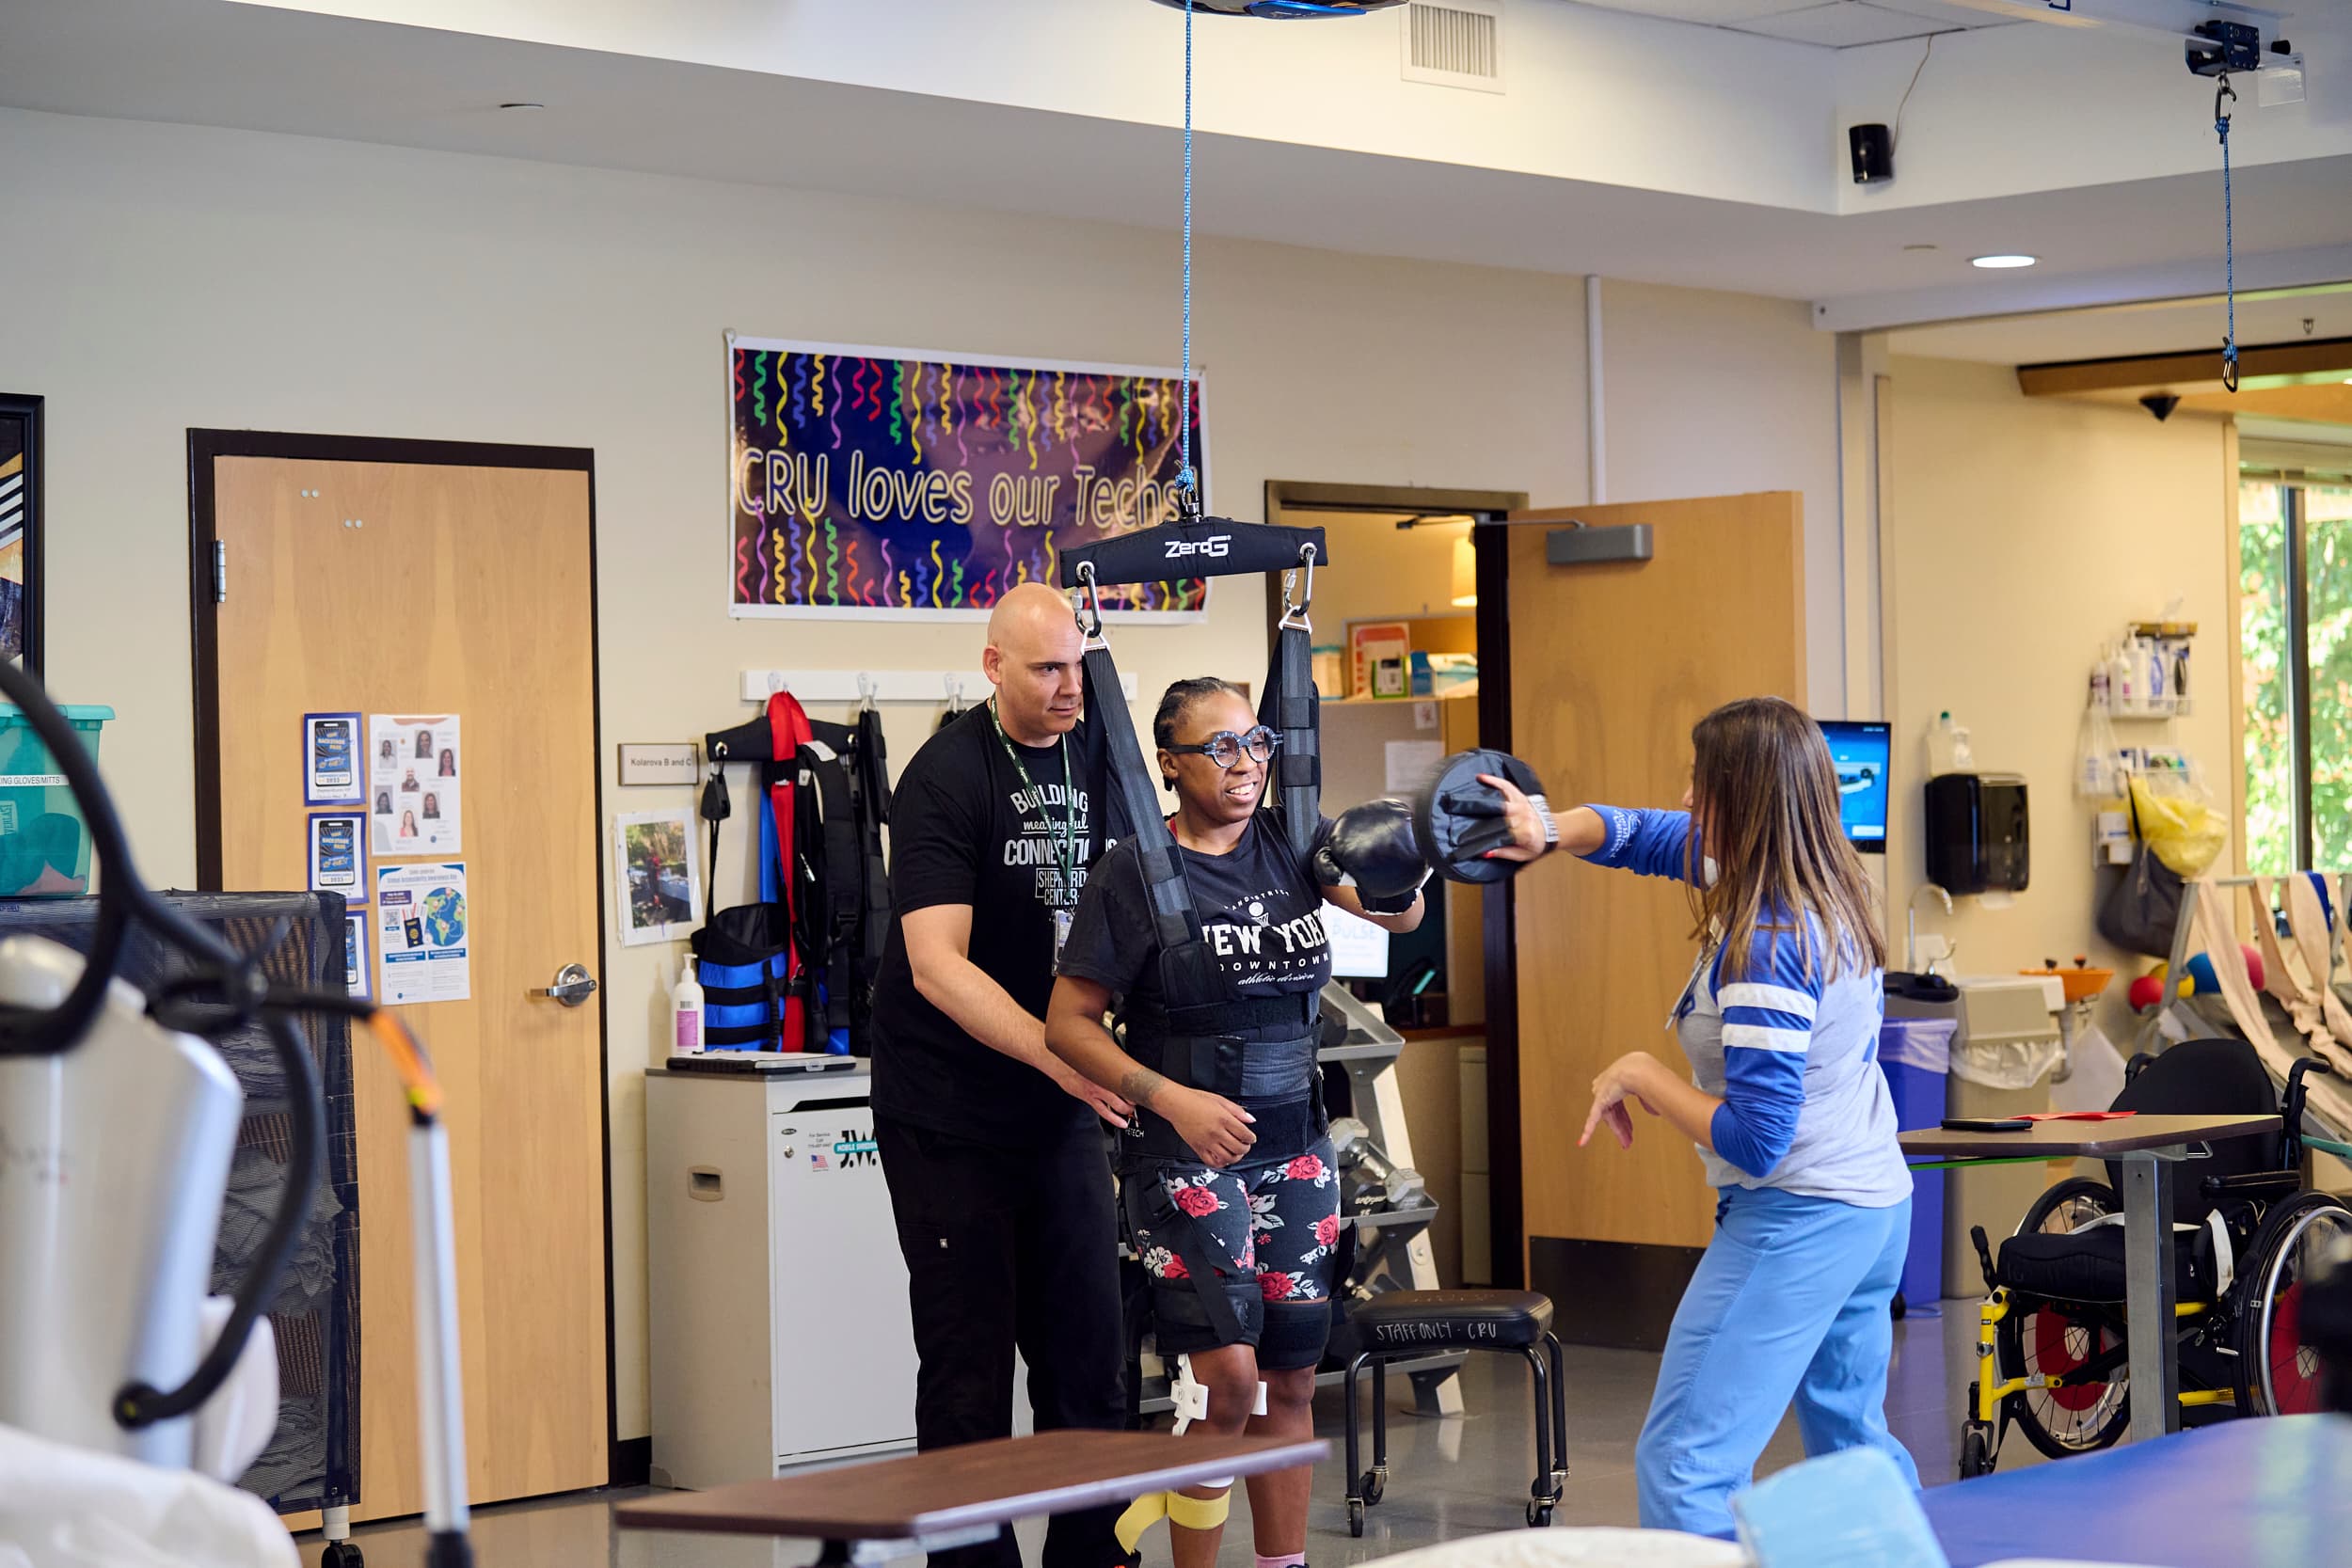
[[1920, 1415, 2352, 1568]]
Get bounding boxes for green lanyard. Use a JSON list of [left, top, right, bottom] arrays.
[[989, 701, 1078, 908]]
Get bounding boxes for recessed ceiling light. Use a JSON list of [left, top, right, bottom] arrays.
[[1903, 244, 1938, 252], [1971, 254, 2038, 269], [498, 102, 545, 111]]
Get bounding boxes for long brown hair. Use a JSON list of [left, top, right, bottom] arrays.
[[1683, 697, 1887, 983]]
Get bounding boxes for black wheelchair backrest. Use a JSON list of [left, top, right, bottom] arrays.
[[2107, 1037, 2283, 1217]]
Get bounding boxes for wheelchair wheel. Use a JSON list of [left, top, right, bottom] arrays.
[[2234, 1189, 2352, 1417], [2018, 1177, 2118, 1237], [1998, 1296, 2130, 1459], [1958, 1421, 1994, 1480]]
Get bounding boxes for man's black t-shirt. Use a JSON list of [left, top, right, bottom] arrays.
[[869, 704, 1109, 1146], [1057, 814, 1337, 1038]]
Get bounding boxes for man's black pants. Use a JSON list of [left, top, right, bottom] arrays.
[[877, 1116, 1134, 1568]]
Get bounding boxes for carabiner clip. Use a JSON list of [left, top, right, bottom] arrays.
[[2215, 74, 2236, 133], [1075, 561, 1106, 644], [1279, 543, 1318, 632]]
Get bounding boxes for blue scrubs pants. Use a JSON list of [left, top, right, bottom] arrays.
[[1636, 1184, 1919, 1537]]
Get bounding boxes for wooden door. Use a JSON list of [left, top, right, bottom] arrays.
[[1500, 494, 1805, 1343], [198, 444, 607, 1518]]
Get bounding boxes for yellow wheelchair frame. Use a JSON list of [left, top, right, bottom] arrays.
[[1963, 1287, 2231, 1477]]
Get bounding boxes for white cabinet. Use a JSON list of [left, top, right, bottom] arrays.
[[646, 1069, 918, 1488]]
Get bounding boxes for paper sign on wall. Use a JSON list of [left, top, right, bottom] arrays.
[[371, 714, 463, 857], [307, 810, 367, 896], [615, 809, 701, 947], [303, 712, 364, 806], [377, 862, 470, 1006]]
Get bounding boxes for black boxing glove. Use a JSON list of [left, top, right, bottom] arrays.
[[1312, 799, 1430, 915]]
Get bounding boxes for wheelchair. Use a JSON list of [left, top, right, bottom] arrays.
[[1956, 1039, 2352, 1478]]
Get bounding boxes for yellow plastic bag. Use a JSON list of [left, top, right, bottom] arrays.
[[2128, 773, 2228, 879]]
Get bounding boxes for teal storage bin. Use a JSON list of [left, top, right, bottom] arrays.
[[0, 704, 114, 896]]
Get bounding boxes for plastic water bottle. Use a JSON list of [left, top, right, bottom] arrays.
[[673, 958, 705, 1055], [1926, 712, 1973, 776]]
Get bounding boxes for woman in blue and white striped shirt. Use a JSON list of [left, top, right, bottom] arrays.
[[1537, 696, 1917, 1536]]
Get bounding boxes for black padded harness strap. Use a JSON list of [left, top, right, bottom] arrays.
[[1259, 621, 1320, 864], [1139, 1177, 1247, 1345], [796, 736, 862, 1041], [1084, 642, 1219, 1005], [1136, 991, 1319, 1038]]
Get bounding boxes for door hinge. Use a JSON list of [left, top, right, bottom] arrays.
[[213, 541, 228, 604]]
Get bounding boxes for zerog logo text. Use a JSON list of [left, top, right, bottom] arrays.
[[1164, 536, 1231, 561]]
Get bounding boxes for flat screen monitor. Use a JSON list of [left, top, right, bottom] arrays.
[[1322, 901, 1393, 978], [1818, 720, 1890, 855]]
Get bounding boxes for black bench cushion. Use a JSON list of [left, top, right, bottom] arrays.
[[1337, 1289, 1554, 1354]]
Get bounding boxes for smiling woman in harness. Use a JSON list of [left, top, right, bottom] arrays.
[[1046, 675, 1427, 1568]]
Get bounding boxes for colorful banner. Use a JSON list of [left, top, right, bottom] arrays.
[[728, 338, 1211, 620]]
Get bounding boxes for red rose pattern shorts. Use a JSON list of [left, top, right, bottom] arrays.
[[1127, 1130, 1343, 1370]]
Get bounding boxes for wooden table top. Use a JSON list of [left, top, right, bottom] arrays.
[[614, 1431, 1329, 1540], [1899, 1112, 2279, 1162]]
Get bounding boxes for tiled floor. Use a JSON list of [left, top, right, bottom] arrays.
[[302, 1302, 2044, 1568]]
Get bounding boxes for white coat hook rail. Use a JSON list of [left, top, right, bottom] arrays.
[[739, 669, 1140, 705]]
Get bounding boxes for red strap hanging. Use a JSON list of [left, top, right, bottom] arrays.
[[766, 690, 816, 1048]]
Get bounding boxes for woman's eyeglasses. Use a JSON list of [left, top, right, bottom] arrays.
[[1164, 726, 1283, 769]]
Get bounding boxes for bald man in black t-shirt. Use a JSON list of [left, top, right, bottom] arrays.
[[868, 582, 1134, 1568]]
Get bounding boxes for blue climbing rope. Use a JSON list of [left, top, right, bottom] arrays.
[[1179, 0, 1199, 499], [2217, 75, 2239, 393]]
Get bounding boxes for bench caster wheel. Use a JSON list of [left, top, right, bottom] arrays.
[[1358, 1467, 1386, 1506], [1526, 1500, 1554, 1529], [323, 1544, 364, 1568], [1347, 1498, 1366, 1538], [1959, 1422, 1994, 1480]]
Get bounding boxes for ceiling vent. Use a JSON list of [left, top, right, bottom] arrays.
[[1402, 0, 1502, 93]]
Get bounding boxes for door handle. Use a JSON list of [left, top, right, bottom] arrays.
[[534, 962, 599, 1006]]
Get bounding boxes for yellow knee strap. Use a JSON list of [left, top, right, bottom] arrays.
[[1114, 1487, 1231, 1551]]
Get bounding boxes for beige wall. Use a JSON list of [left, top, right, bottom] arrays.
[[5, 105, 1618, 1442], [1602, 280, 1847, 717], [1882, 356, 2234, 977]]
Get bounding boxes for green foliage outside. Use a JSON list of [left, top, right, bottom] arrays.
[[2242, 481, 2352, 875]]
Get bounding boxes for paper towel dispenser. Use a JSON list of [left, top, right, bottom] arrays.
[[1925, 773, 2029, 896]]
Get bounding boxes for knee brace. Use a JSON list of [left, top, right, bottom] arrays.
[[1170, 1354, 1268, 1436], [1256, 1300, 1333, 1373]]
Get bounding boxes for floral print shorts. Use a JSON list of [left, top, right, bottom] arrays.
[[1126, 1130, 1343, 1370]]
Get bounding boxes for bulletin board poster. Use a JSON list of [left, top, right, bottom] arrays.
[[727, 337, 1212, 623], [377, 862, 470, 1006], [370, 714, 462, 858]]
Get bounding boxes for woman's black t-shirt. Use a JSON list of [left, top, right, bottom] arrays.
[[1057, 813, 1337, 1041]]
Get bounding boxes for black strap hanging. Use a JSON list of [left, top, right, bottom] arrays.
[[698, 767, 731, 926], [1259, 550, 1321, 863], [1080, 627, 1218, 1010]]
